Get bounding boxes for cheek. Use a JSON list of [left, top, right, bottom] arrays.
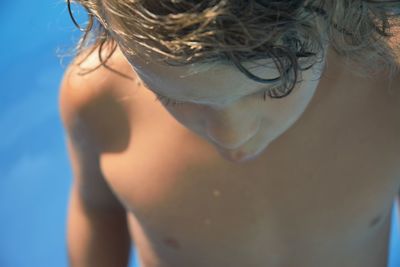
[[163, 105, 207, 133], [259, 85, 317, 125]]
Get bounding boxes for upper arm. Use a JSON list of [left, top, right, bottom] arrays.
[[59, 62, 125, 214]]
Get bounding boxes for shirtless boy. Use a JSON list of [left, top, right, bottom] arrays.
[[59, 1, 400, 266]]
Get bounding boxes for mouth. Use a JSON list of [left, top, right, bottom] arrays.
[[218, 134, 272, 163], [212, 131, 263, 163]]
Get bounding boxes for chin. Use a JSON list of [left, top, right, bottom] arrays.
[[217, 142, 271, 164]]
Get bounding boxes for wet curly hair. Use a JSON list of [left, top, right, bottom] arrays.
[[67, 0, 400, 99]]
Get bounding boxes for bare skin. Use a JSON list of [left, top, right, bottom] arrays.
[[62, 43, 400, 267]]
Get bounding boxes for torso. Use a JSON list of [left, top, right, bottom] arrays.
[[84, 46, 400, 267]]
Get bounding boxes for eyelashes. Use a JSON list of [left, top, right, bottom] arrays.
[[154, 84, 286, 107], [266, 84, 293, 99], [154, 93, 186, 107]]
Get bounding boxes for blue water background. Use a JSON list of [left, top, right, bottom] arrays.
[[0, 1, 138, 266]]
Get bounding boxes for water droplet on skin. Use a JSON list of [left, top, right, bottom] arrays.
[[213, 190, 221, 197]]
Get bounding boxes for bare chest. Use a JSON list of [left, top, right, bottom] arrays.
[[99, 67, 400, 266]]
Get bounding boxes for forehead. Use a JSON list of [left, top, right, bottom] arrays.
[[125, 52, 282, 105]]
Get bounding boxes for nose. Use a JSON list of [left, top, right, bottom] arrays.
[[205, 113, 261, 150]]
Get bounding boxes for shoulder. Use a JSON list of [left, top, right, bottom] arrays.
[[60, 44, 134, 106], [59, 44, 137, 152]]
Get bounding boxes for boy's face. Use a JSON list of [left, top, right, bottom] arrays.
[[119, 46, 328, 163]]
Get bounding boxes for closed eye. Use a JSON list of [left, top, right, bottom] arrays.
[[154, 93, 186, 107], [154, 84, 285, 107]]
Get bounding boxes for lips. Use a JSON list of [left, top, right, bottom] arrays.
[[205, 119, 266, 162], [229, 149, 250, 161], [205, 118, 262, 150], [212, 132, 261, 162]]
